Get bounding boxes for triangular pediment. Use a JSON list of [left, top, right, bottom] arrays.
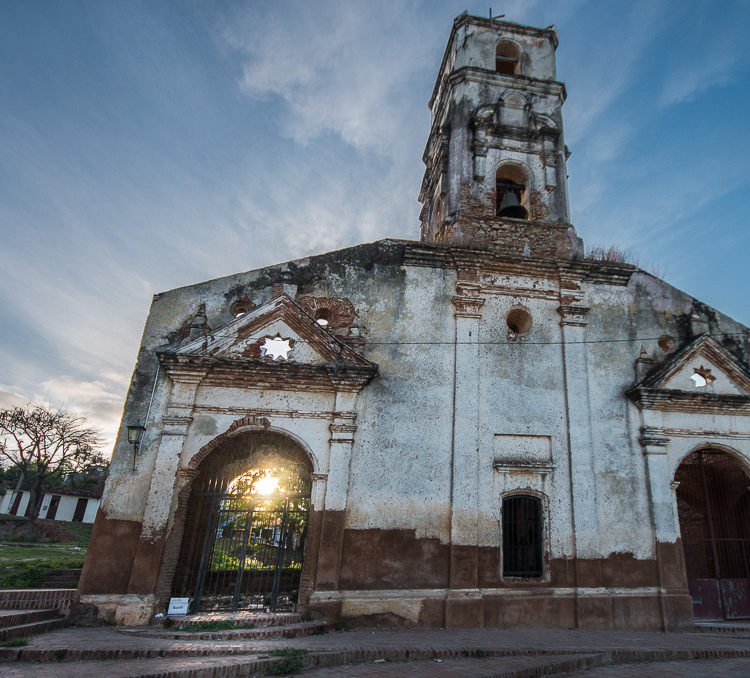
[[629, 334, 750, 413], [173, 293, 373, 368], [641, 335, 750, 395]]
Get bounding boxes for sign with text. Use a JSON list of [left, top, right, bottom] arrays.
[[167, 597, 190, 616]]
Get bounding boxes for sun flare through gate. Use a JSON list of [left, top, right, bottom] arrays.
[[171, 431, 312, 613]]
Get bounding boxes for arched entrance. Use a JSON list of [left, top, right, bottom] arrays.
[[675, 449, 750, 620], [172, 430, 312, 613]]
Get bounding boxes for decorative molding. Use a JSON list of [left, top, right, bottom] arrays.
[[639, 426, 750, 441], [493, 462, 556, 476], [480, 284, 559, 301], [639, 426, 670, 450], [330, 424, 357, 434], [632, 334, 750, 394], [629, 388, 750, 415], [193, 406, 333, 420], [557, 304, 589, 326], [401, 242, 635, 286], [297, 296, 357, 330], [159, 352, 378, 393], [452, 296, 485, 318], [162, 416, 193, 426]]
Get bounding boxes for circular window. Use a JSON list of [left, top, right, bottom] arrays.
[[506, 307, 532, 335], [314, 309, 331, 327]]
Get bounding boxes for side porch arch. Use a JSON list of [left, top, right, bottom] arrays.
[[674, 445, 750, 620]]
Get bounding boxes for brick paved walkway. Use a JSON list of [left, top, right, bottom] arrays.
[[557, 657, 750, 677], [2, 626, 750, 676]]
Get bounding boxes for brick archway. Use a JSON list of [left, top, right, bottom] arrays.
[[154, 424, 317, 611]]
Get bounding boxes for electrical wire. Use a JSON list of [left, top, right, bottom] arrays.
[[274, 331, 750, 348]]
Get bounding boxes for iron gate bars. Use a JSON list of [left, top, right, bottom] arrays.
[[677, 450, 750, 619], [188, 491, 309, 613]]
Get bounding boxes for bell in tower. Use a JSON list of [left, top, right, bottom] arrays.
[[418, 12, 583, 260], [496, 179, 528, 220]]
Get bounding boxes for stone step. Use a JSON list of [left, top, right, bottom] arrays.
[[0, 616, 67, 642], [0, 608, 59, 629], [171, 611, 301, 628], [0, 651, 609, 677], [694, 621, 750, 634], [0, 588, 76, 614], [132, 619, 329, 640], [4, 642, 750, 667]]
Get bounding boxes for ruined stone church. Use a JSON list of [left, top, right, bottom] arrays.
[[78, 13, 750, 630]]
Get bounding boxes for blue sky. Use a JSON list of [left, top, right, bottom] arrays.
[[1, 0, 749, 451]]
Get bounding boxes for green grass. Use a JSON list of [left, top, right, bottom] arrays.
[[56, 522, 93, 546], [1, 638, 28, 647], [0, 518, 92, 589], [0, 543, 86, 562], [176, 619, 257, 632], [265, 649, 308, 676]]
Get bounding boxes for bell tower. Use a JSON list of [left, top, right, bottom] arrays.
[[419, 12, 583, 259]]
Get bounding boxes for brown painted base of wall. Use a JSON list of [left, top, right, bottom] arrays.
[[78, 511, 143, 595], [308, 589, 694, 632]]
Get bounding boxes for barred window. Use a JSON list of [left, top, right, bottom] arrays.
[[502, 495, 543, 577]]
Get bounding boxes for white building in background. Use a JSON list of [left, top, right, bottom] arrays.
[[0, 488, 100, 523]]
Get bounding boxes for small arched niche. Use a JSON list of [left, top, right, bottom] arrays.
[[495, 41, 521, 75], [496, 163, 530, 220]]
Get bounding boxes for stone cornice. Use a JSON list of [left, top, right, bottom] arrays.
[[628, 387, 750, 414], [158, 353, 377, 393], [402, 242, 635, 286]]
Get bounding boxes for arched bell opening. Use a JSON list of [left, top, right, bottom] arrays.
[[172, 430, 313, 613], [496, 163, 530, 220], [675, 448, 750, 620], [495, 40, 521, 75]]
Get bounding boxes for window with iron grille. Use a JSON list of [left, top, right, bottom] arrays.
[[502, 495, 543, 577]]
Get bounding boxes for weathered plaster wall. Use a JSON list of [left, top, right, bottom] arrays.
[[78, 233, 750, 631]]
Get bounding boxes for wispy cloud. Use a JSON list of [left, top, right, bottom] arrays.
[[562, 0, 667, 146], [658, 34, 744, 107], [0, 387, 30, 410], [37, 375, 125, 454], [223, 1, 438, 160]]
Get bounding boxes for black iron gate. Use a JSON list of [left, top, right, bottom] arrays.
[[676, 450, 750, 620], [188, 491, 309, 612]]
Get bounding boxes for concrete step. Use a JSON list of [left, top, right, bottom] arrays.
[[0, 608, 59, 629], [0, 616, 66, 642]]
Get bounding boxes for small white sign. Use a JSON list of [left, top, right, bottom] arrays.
[[167, 597, 190, 616]]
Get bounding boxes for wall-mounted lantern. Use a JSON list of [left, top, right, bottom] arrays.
[[126, 422, 146, 471]]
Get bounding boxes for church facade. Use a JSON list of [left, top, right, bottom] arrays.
[[78, 14, 750, 631]]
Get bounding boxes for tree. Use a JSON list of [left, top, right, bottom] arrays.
[[0, 404, 105, 519]]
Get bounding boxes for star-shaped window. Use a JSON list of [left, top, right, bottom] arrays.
[[260, 335, 293, 361], [690, 365, 716, 388]]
